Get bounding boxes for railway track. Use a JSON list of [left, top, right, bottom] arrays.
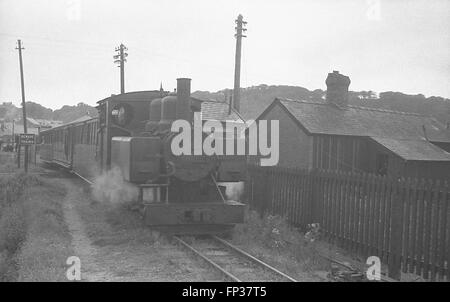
[[173, 235, 297, 282]]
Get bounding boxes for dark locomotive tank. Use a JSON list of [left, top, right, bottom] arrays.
[[161, 78, 217, 183], [162, 132, 218, 182], [142, 78, 218, 183], [145, 97, 162, 133], [158, 93, 177, 132]]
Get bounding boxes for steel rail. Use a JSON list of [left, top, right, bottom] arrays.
[[173, 235, 242, 282], [71, 170, 93, 186], [212, 236, 298, 282]]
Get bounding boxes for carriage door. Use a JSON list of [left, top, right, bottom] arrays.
[[63, 128, 69, 162]]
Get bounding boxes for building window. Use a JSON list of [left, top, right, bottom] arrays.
[[376, 153, 388, 176]]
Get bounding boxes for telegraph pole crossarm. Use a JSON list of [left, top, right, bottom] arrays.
[[233, 14, 247, 113], [114, 43, 128, 94]]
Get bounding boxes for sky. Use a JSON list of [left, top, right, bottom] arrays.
[[0, 0, 449, 110]]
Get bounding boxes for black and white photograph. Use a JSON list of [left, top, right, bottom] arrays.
[[0, 0, 449, 288]]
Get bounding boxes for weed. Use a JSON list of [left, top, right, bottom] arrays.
[[232, 209, 328, 278]]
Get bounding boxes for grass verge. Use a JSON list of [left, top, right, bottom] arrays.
[[231, 210, 329, 281], [0, 172, 74, 281], [0, 173, 40, 281]]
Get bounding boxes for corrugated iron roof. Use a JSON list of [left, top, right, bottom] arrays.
[[371, 137, 450, 161], [277, 98, 450, 143]]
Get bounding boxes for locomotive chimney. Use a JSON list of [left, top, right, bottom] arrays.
[[176, 78, 192, 122], [325, 71, 351, 108]]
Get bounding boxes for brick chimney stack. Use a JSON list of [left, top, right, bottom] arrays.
[[326, 71, 351, 108]]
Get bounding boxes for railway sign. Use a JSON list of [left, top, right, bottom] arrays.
[[19, 133, 35, 145]]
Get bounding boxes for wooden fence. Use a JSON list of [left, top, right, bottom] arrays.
[[246, 165, 450, 281]]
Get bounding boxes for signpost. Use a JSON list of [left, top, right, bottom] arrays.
[[17, 133, 35, 171], [19, 133, 35, 145]]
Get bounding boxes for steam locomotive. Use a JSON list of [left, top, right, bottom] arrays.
[[40, 78, 246, 234]]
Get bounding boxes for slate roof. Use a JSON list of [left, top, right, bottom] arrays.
[[257, 98, 450, 162], [276, 98, 450, 143], [371, 137, 450, 161], [200, 100, 245, 123]]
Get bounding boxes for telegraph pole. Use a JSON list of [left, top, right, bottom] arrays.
[[16, 39, 28, 173], [114, 43, 128, 94], [233, 14, 247, 113]]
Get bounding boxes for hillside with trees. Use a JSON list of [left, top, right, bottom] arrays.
[[193, 85, 450, 125], [52, 103, 97, 123], [350, 92, 450, 126], [0, 102, 97, 123], [1, 86, 449, 126]]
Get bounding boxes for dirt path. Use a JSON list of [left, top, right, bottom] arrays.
[[62, 181, 115, 281], [60, 177, 220, 281]]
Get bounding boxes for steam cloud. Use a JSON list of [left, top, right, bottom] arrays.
[[91, 167, 245, 204], [92, 167, 138, 204], [223, 181, 244, 202]]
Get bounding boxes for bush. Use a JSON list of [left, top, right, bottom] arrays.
[[232, 210, 328, 274], [0, 204, 26, 254], [0, 173, 40, 208], [234, 210, 300, 249]]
